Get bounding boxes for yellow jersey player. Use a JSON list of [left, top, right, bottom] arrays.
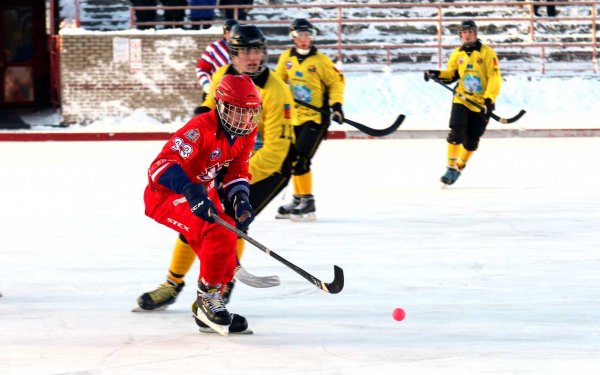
[[274, 18, 345, 221], [136, 25, 296, 329], [424, 20, 502, 186]]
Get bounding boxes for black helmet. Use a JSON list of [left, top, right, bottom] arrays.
[[460, 20, 477, 32], [289, 18, 316, 38], [223, 19, 239, 34], [228, 25, 268, 78], [228, 25, 266, 53]]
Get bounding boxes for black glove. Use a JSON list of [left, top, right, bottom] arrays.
[[424, 70, 440, 82], [483, 98, 495, 118], [232, 192, 254, 230], [183, 184, 216, 223], [331, 103, 344, 124]]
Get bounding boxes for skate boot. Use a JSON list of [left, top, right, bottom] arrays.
[[192, 301, 251, 334], [221, 279, 235, 305], [136, 279, 184, 311], [276, 195, 301, 219], [290, 194, 316, 221], [196, 281, 232, 326], [440, 166, 461, 186]]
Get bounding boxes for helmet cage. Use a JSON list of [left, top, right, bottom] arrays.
[[216, 99, 261, 136]]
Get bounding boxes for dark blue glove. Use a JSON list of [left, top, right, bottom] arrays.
[[483, 98, 495, 119], [232, 192, 254, 230], [183, 184, 216, 223], [331, 102, 344, 124], [424, 70, 440, 82]]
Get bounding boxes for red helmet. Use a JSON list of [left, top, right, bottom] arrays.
[[215, 74, 261, 136]]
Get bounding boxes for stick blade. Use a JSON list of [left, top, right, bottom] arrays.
[[499, 109, 527, 124], [323, 265, 344, 294]]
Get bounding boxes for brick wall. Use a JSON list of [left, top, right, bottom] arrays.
[[60, 31, 219, 125]]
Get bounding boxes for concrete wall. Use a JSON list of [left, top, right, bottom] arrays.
[[59, 31, 219, 125]]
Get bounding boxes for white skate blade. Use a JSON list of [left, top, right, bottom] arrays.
[[198, 325, 253, 335], [131, 305, 170, 313], [193, 309, 229, 337], [235, 266, 280, 288], [275, 213, 291, 219], [290, 212, 316, 222]]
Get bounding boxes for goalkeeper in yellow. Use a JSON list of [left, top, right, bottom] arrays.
[[274, 18, 345, 221], [136, 25, 296, 319], [424, 20, 502, 186]]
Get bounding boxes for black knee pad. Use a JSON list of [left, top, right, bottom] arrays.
[[446, 129, 463, 145], [293, 155, 311, 176], [463, 137, 480, 151]]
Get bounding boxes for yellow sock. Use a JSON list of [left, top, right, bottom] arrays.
[[446, 143, 461, 168], [236, 238, 245, 260], [292, 175, 301, 195], [295, 171, 312, 195], [457, 146, 474, 170], [167, 236, 196, 284]]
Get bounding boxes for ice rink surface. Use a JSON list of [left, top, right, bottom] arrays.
[[1, 137, 599, 374]]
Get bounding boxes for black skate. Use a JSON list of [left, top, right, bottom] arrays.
[[192, 301, 252, 334], [221, 279, 235, 305], [440, 166, 461, 187], [290, 194, 316, 222], [134, 279, 184, 312], [275, 195, 301, 219], [195, 281, 232, 336]]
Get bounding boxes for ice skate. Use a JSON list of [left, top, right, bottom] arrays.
[[440, 166, 461, 187], [192, 301, 252, 334], [133, 279, 184, 312], [290, 194, 316, 222], [221, 279, 235, 305], [194, 281, 232, 336], [275, 195, 301, 219]]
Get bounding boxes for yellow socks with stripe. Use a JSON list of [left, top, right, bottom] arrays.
[[457, 146, 474, 170], [446, 143, 461, 168], [236, 238, 245, 260], [293, 171, 313, 196], [167, 236, 196, 285]]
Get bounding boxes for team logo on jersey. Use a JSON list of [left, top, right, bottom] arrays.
[[209, 148, 222, 161], [295, 71, 303, 77], [292, 85, 311, 102], [477, 58, 483, 65], [284, 103, 291, 119], [185, 129, 199, 142], [308, 65, 316, 73], [467, 64, 473, 69], [458, 57, 464, 65], [286, 61, 293, 69], [493, 57, 498, 66]]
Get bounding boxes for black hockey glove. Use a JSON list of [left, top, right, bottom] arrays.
[[331, 103, 344, 124], [232, 192, 254, 230], [424, 70, 440, 82], [483, 98, 495, 119], [183, 184, 216, 223]]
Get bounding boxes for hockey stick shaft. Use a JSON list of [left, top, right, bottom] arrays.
[[430, 77, 526, 124], [212, 216, 344, 294], [294, 99, 405, 137]]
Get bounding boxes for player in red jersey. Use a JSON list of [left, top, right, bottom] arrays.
[[143, 74, 260, 331]]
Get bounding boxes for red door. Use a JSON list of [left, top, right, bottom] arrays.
[[0, 0, 48, 108]]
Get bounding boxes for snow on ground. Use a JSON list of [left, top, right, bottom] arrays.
[[17, 71, 600, 132], [1, 136, 599, 374]]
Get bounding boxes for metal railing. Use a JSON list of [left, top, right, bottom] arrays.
[[117, 1, 597, 73]]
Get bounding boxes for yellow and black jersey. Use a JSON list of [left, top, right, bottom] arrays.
[[275, 46, 345, 125], [438, 40, 502, 112], [203, 65, 295, 184]]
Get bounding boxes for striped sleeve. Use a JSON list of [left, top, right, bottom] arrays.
[[195, 39, 230, 87]]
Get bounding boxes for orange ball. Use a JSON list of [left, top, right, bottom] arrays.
[[392, 308, 406, 321]]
